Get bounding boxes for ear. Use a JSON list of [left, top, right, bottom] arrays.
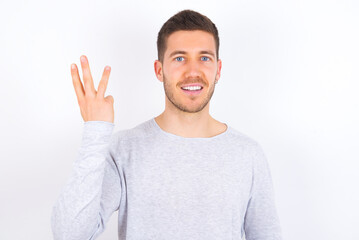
[[215, 59, 222, 82], [154, 60, 163, 82]]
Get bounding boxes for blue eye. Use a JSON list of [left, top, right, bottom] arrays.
[[175, 57, 184, 61], [201, 56, 210, 61]]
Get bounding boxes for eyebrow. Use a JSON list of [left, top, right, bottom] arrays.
[[169, 50, 216, 58]]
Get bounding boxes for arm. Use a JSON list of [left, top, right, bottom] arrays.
[[51, 121, 122, 240], [244, 144, 283, 240]]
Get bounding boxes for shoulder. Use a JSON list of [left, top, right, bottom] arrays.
[[223, 126, 269, 167], [111, 118, 155, 144], [226, 127, 272, 176], [225, 126, 264, 151]]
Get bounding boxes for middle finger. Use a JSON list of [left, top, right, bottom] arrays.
[[80, 55, 96, 96]]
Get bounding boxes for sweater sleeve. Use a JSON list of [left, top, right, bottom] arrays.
[[243, 143, 283, 240], [51, 121, 122, 240]]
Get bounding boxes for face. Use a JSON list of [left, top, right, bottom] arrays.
[[154, 30, 222, 113]]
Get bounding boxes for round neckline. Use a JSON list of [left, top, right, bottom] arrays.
[[150, 117, 230, 141]]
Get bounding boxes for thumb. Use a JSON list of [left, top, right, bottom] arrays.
[[105, 95, 114, 104]]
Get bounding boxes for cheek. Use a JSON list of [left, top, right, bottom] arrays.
[[204, 68, 217, 79], [201, 62, 217, 73], [164, 65, 183, 79]]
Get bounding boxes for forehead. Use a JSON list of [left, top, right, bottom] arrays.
[[165, 30, 216, 57]]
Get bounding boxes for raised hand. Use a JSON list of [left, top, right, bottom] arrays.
[[71, 55, 114, 123]]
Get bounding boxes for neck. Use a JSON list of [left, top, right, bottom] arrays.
[[154, 102, 226, 138]]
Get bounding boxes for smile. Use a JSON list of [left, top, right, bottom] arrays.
[[181, 86, 203, 96]]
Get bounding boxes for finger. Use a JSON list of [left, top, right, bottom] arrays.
[[97, 66, 111, 99], [71, 63, 85, 104], [105, 95, 114, 104], [80, 55, 96, 96]]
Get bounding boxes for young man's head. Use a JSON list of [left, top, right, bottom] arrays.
[[157, 9, 220, 63], [154, 10, 222, 114]]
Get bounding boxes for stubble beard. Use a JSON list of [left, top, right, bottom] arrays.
[[162, 74, 216, 113]]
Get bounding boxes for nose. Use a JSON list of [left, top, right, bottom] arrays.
[[184, 58, 201, 79]]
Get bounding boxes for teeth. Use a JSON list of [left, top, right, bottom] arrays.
[[182, 86, 202, 91]]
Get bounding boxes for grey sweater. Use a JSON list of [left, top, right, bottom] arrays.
[[51, 118, 283, 240]]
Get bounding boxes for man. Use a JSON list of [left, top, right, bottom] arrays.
[[51, 9, 283, 240]]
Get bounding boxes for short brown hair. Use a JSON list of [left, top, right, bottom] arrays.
[[157, 9, 220, 63]]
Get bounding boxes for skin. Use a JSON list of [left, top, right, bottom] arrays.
[[71, 56, 114, 123], [71, 30, 227, 137], [154, 30, 227, 138]]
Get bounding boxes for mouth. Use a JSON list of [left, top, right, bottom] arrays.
[[180, 85, 204, 96]]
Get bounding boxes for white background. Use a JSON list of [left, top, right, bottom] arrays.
[[0, 0, 358, 239]]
